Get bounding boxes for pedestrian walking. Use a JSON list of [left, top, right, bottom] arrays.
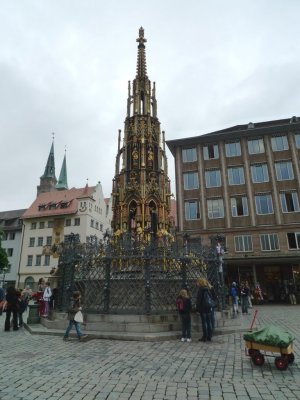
[[245, 281, 253, 308], [196, 278, 213, 342], [288, 281, 297, 305], [0, 286, 5, 316], [230, 282, 239, 317], [17, 290, 27, 327], [4, 287, 19, 331], [176, 289, 192, 342], [240, 282, 249, 314], [42, 282, 52, 317], [63, 291, 88, 341]]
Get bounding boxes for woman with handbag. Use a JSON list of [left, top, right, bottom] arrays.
[[63, 291, 88, 341]]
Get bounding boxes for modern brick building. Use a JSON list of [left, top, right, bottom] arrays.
[[167, 116, 300, 301]]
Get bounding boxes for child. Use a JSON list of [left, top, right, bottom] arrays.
[[63, 291, 88, 341], [176, 289, 192, 342]]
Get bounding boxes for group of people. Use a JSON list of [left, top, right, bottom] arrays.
[[0, 286, 31, 331], [176, 277, 215, 343]]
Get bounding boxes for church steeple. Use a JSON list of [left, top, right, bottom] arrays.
[[56, 149, 68, 191], [112, 28, 172, 239], [37, 137, 57, 196]]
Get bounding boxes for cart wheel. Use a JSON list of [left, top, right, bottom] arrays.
[[252, 353, 265, 366], [287, 353, 295, 364], [275, 356, 288, 371]]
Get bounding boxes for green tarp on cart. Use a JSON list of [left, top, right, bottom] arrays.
[[244, 325, 294, 348]]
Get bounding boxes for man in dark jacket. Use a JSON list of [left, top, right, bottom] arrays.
[[196, 278, 213, 342]]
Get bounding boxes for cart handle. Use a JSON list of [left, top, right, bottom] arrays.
[[249, 309, 258, 331]]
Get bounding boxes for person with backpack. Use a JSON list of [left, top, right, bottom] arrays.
[[196, 278, 213, 342], [176, 289, 192, 342]]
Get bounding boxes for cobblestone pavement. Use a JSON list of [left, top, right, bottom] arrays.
[[0, 305, 299, 400]]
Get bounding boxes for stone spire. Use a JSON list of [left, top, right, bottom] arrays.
[[111, 28, 172, 238], [136, 27, 147, 78], [37, 137, 57, 196], [56, 149, 68, 190]]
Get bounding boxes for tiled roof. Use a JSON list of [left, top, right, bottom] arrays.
[[0, 209, 27, 220], [22, 186, 95, 219]]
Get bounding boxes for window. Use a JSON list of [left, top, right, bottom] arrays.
[[9, 232, 15, 240], [295, 134, 300, 149], [205, 170, 221, 188], [287, 232, 300, 249], [90, 219, 94, 228], [95, 222, 99, 230], [185, 201, 200, 220], [29, 237, 35, 247], [49, 204, 56, 210], [271, 136, 288, 151], [74, 218, 80, 226], [44, 255, 50, 266], [27, 255, 33, 266], [100, 224, 103, 232], [37, 237, 43, 246], [7, 248, 13, 257], [280, 192, 300, 213], [31, 222, 37, 230], [46, 236, 52, 246], [182, 148, 197, 162], [251, 164, 269, 183], [2, 233, 8, 240], [228, 167, 245, 185], [235, 235, 253, 252], [183, 172, 199, 190], [65, 219, 71, 227], [225, 142, 241, 157], [248, 138, 265, 154], [203, 144, 219, 160], [255, 194, 273, 214], [231, 197, 249, 217], [39, 221, 45, 229], [207, 199, 224, 219], [48, 221, 54, 228], [275, 161, 294, 180], [36, 255, 41, 266], [260, 234, 279, 251]]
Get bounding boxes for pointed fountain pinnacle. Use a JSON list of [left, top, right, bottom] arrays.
[[136, 26, 147, 78]]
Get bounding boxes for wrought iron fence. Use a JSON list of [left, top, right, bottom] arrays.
[[54, 233, 224, 314]]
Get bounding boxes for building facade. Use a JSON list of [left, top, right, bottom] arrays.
[[0, 209, 26, 287], [167, 117, 300, 301], [18, 183, 111, 289], [111, 27, 173, 238]]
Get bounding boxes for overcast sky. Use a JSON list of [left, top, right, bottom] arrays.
[[1, 0, 299, 211]]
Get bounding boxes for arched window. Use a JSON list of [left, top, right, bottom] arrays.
[[24, 276, 35, 289]]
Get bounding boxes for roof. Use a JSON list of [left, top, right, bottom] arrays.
[[166, 116, 300, 156], [22, 186, 96, 219], [0, 209, 27, 220]]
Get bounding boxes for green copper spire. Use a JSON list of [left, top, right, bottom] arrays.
[[41, 140, 56, 179], [56, 150, 68, 190]]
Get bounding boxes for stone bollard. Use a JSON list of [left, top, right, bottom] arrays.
[[27, 303, 40, 324]]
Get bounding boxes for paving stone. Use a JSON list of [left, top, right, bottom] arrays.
[[0, 305, 299, 400]]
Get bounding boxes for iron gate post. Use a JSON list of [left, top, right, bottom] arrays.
[[144, 256, 151, 314], [103, 258, 111, 313]]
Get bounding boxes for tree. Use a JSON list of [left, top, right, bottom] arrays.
[[0, 231, 9, 274]]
